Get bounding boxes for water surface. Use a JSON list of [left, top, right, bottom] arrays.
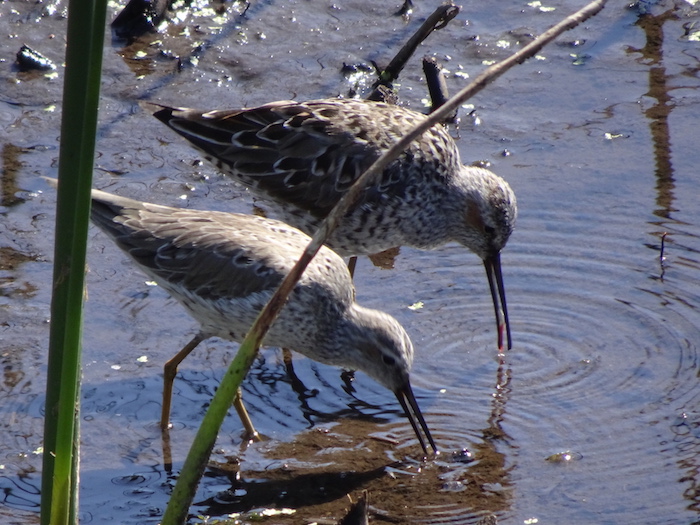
[[1, 0, 700, 523]]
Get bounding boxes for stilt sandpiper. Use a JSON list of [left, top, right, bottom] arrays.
[[153, 98, 517, 350], [87, 186, 437, 453]]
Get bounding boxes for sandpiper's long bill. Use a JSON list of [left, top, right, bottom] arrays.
[[395, 381, 437, 455], [153, 98, 517, 351], [485, 254, 510, 352]]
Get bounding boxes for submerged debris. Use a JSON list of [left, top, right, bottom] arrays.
[[394, 0, 414, 21], [339, 491, 369, 525], [111, 0, 169, 41], [16, 45, 56, 72]]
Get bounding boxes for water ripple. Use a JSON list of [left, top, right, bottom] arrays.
[[371, 202, 700, 523]]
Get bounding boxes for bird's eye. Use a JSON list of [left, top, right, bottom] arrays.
[[484, 225, 496, 236], [382, 355, 396, 366]]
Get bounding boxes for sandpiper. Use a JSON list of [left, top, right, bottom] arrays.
[[87, 186, 437, 454], [153, 98, 517, 350]]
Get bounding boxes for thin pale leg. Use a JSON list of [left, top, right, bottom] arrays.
[[161, 333, 261, 440], [161, 333, 205, 430], [233, 388, 261, 442], [346, 256, 358, 279]]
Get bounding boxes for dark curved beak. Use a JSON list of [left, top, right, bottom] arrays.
[[484, 253, 511, 351], [394, 381, 438, 455]]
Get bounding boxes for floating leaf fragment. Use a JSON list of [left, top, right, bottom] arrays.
[[604, 132, 625, 140], [545, 450, 582, 463]]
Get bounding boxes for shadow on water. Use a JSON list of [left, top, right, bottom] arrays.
[[634, 9, 678, 219], [632, 7, 700, 517], [638, 4, 700, 520]]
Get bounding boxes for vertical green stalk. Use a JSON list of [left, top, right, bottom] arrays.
[[161, 334, 262, 524], [41, 0, 107, 522]]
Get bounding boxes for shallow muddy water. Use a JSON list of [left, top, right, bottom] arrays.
[[2, 0, 700, 523]]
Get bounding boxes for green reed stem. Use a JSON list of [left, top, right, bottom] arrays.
[[41, 0, 107, 522], [161, 331, 264, 524]]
